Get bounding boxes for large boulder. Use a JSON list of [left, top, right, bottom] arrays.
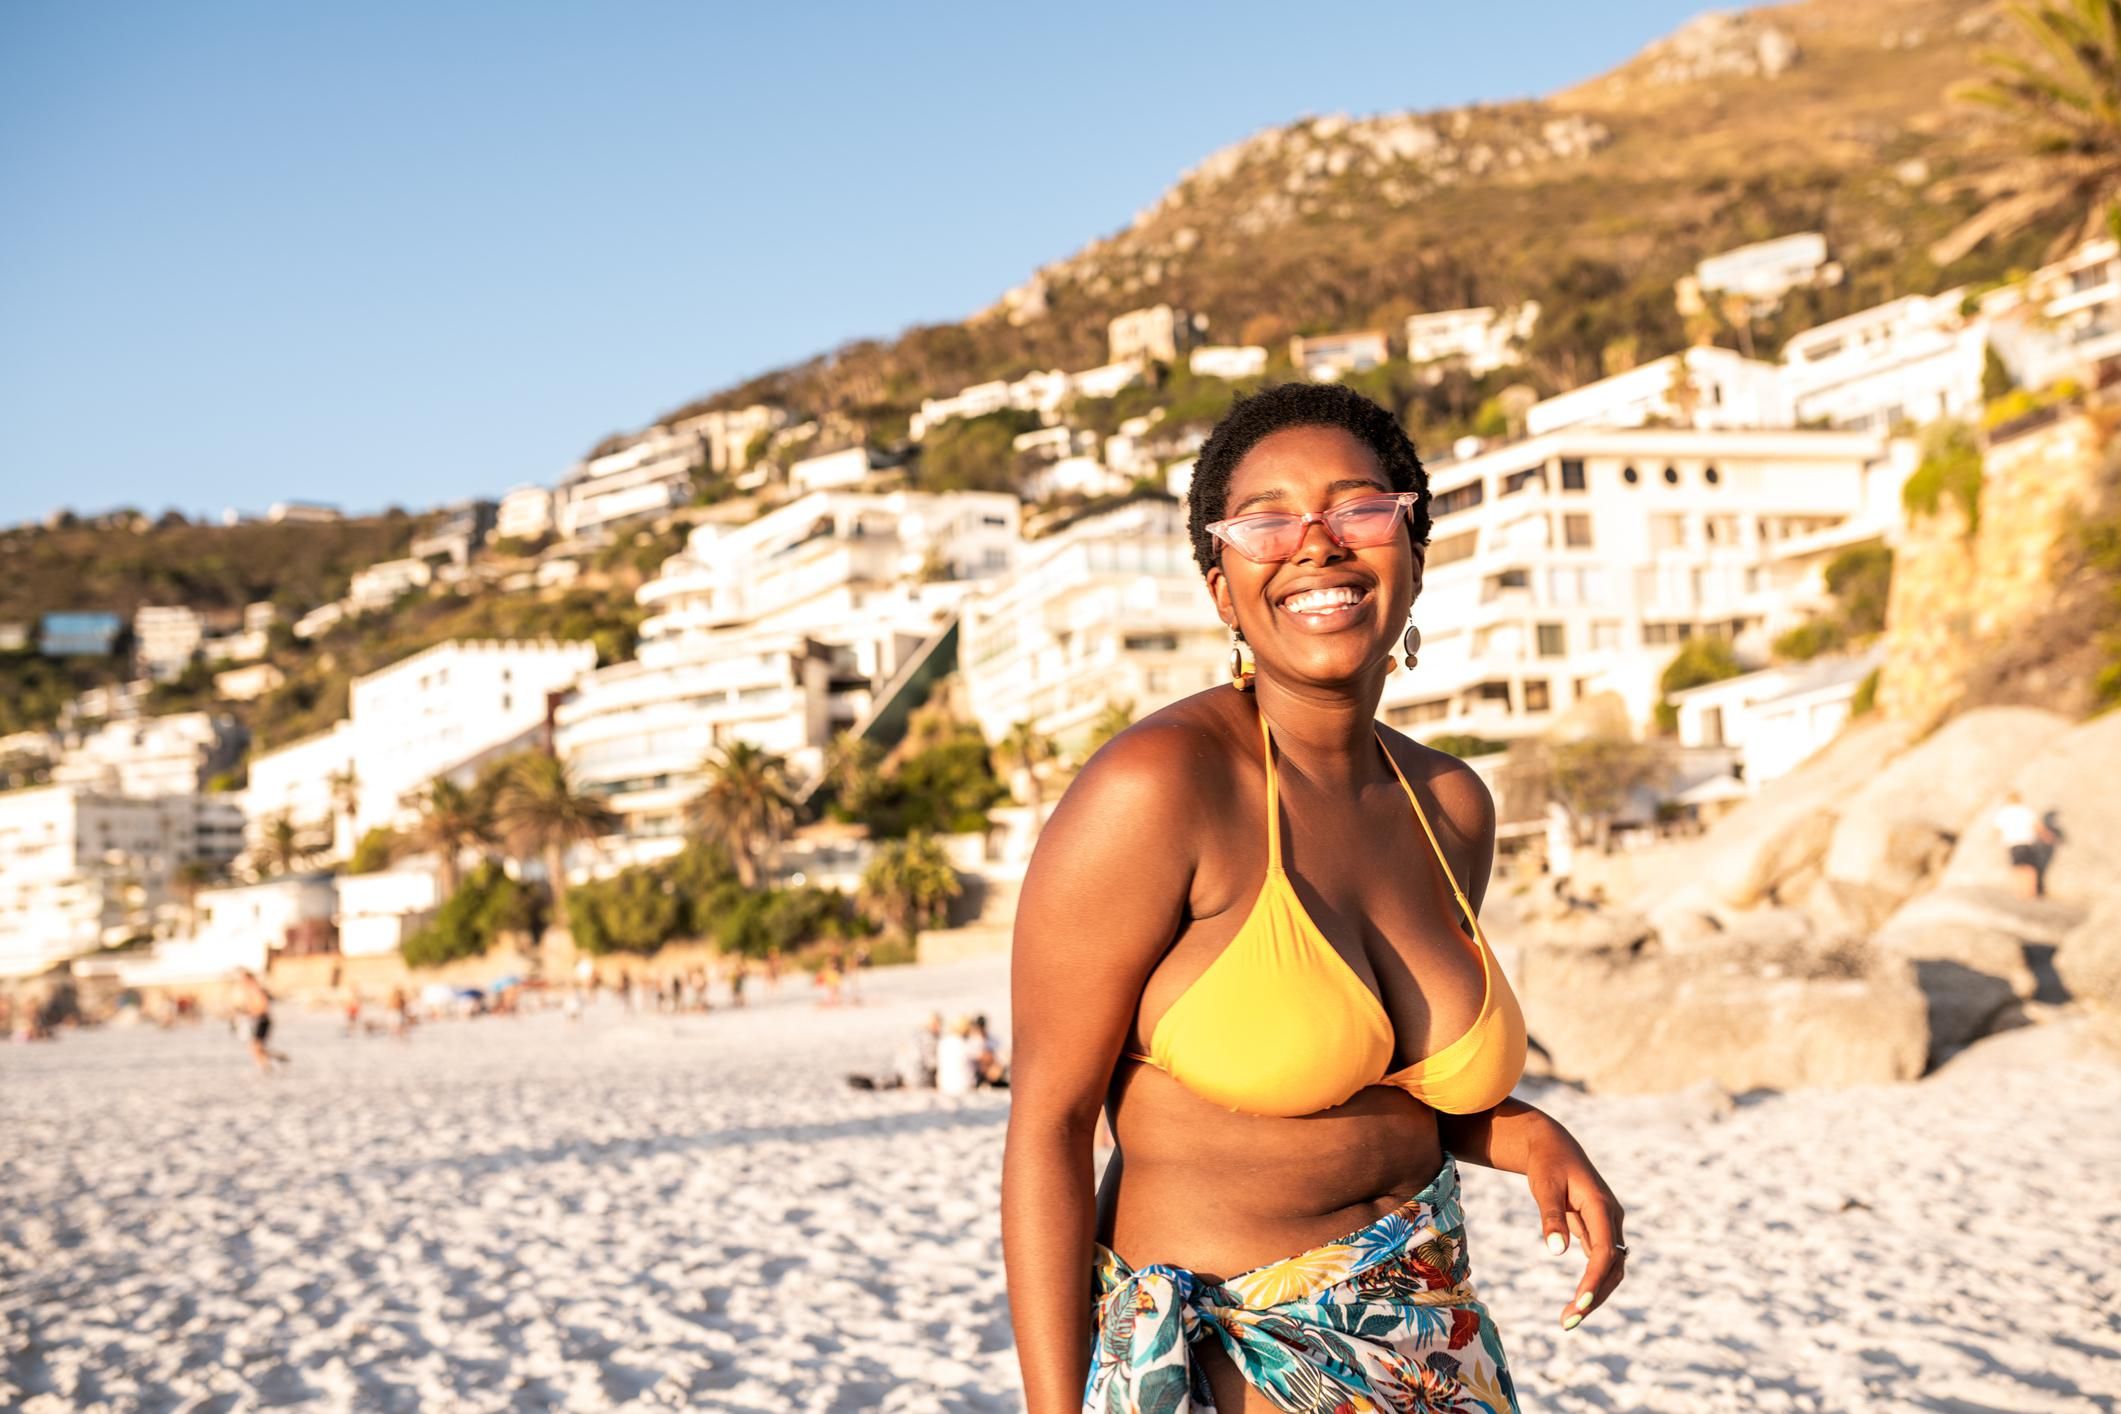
[[1872, 885, 2083, 1066], [1515, 944, 1928, 1094], [1820, 707, 2070, 931], [1937, 710, 2121, 904], [2057, 896, 2121, 1014], [1646, 718, 1911, 914]]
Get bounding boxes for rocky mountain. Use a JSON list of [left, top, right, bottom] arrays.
[[677, 0, 2048, 430]]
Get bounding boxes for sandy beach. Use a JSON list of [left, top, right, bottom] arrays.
[[5, 954, 2118, 1412]]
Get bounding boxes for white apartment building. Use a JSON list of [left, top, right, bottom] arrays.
[[1108, 304, 1198, 366], [1526, 346, 1790, 437], [1677, 232, 1840, 316], [1982, 236, 2121, 392], [1781, 291, 1987, 432], [1375, 427, 1903, 742], [114, 873, 338, 988], [293, 602, 345, 640], [1070, 360, 1146, 401], [244, 640, 597, 863], [555, 428, 703, 541], [671, 403, 788, 475], [0, 786, 245, 978], [1189, 345, 1268, 380], [913, 381, 1014, 438], [1023, 457, 1130, 502], [960, 498, 1226, 752], [337, 866, 441, 958], [214, 663, 285, 702], [1289, 331, 1390, 381], [558, 491, 1021, 839], [790, 445, 883, 494], [133, 605, 205, 681], [1667, 650, 1882, 789], [495, 485, 556, 543], [348, 557, 433, 612], [1405, 303, 1541, 375], [53, 711, 245, 796]]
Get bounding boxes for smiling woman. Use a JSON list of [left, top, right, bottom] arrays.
[[1002, 383, 1627, 1413]]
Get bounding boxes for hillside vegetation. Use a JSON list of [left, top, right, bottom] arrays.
[[675, 0, 2056, 446]]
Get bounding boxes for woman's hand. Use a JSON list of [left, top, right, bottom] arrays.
[[1523, 1123, 1627, 1331]]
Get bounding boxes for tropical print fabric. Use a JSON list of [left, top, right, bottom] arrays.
[[1085, 1157, 1517, 1413]]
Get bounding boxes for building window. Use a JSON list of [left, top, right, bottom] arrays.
[[1562, 513, 1593, 548], [1591, 620, 1621, 651], [1650, 514, 1687, 552], [1432, 481, 1486, 517], [1124, 633, 1179, 652], [1474, 681, 1513, 712], [1387, 698, 1451, 727], [1662, 465, 1680, 485], [1559, 458, 1586, 491], [1524, 679, 1551, 712], [1703, 464, 1721, 486], [1428, 529, 1478, 566], [1536, 623, 1566, 657], [1481, 568, 1531, 603], [1621, 465, 1639, 485], [1502, 467, 1544, 496]]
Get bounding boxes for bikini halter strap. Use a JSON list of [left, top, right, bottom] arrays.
[[1258, 709, 1283, 872]]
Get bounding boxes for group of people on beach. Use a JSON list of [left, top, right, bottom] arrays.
[[850, 1010, 1009, 1094]]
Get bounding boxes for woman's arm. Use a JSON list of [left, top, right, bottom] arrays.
[[1003, 726, 1200, 1414], [1422, 749, 1628, 1326]]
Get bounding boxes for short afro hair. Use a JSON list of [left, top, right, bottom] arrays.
[[1185, 381, 1430, 577]]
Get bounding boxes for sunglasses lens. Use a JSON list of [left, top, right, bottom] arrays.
[[1330, 499, 1404, 546], [1224, 518, 1302, 560]]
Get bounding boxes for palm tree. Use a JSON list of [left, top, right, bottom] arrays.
[[821, 732, 883, 816], [994, 720, 1059, 823], [491, 752, 616, 930], [403, 777, 495, 898], [1933, 0, 2121, 266], [687, 741, 797, 889], [171, 858, 219, 933], [1083, 699, 1136, 759], [857, 832, 962, 940], [327, 765, 360, 856], [253, 813, 326, 879]]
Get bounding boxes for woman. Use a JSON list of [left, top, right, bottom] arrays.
[[1003, 384, 1627, 1412]]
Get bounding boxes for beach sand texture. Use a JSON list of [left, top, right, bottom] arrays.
[[4, 954, 2118, 1412]]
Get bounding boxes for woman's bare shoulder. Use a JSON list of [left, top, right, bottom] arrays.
[[1375, 720, 1497, 847]]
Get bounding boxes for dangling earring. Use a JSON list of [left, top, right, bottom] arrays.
[[1401, 620, 1421, 672], [1229, 628, 1253, 691]]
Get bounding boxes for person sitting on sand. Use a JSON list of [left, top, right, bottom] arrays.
[[968, 1013, 1009, 1088], [233, 968, 288, 1073], [936, 1016, 979, 1097]]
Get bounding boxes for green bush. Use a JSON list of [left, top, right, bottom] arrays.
[[1772, 618, 1845, 662], [1655, 634, 1744, 735], [569, 866, 682, 956], [1851, 668, 1880, 717], [1425, 733, 1507, 759], [347, 827, 400, 875], [857, 727, 1007, 837], [567, 840, 870, 958], [1903, 421, 1985, 532], [401, 862, 543, 969], [916, 410, 1042, 494]]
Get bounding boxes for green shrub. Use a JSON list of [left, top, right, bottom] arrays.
[[1772, 618, 1845, 662], [857, 726, 1007, 837], [1903, 420, 1984, 531], [1424, 733, 1508, 758], [402, 862, 542, 969], [347, 827, 400, 875], [1655, 634, 1744, 735], [1851, 668, 1880, 717]]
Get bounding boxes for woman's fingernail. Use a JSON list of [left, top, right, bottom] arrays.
[[1562, 1313, 1583, 1331], [1576, 1292, 1593, 1311], [1545, 1233, 1565, 1255]]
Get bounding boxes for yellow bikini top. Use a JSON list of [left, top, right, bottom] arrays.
[[1127, 711, 1526, 1118]]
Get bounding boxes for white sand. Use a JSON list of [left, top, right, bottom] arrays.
[[4, 955, 2117, 1412]]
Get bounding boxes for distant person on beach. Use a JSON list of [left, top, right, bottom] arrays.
[[387, 985, 411, 1039], [233, 968, 288, 1073], [1004, 385, 1625, 1412], [935, 1016, 978, 1097], [968, 1013, 1008, 1088], [1994, 790, 2057, 899]]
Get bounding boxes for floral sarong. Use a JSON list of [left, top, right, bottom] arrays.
[[1086, 1157, 1518, 1413]]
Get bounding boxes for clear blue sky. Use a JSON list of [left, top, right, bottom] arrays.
[[0, 1, 1711, 527]]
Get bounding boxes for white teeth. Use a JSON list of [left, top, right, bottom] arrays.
[[1283, 587, 1363, 613]]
